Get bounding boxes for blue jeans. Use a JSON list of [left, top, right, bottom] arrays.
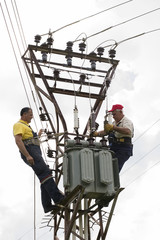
[[110, 143, 133, 172], [20, 144, 64, 211]]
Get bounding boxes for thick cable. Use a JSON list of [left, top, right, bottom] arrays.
[[40, 0, 133, 36], [80, 7, 160, 42]]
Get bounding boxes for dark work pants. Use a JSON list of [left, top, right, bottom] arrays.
[[20, 144, 64, 211], [110, 143, 133, 172]]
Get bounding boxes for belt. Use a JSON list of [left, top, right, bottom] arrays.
[[115, 137, 132, 144], [23, 138, 40, 146]]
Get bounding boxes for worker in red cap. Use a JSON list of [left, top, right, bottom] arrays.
[[93, 104, 134, 171]]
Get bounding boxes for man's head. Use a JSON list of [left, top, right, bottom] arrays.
[[108, 104, 124, 122], [20, 107, 33, 123]]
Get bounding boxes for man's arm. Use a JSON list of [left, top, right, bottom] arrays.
[[93, 124, 131, 137], [14, 134, 34, 165], [113, 125, 131, 135]]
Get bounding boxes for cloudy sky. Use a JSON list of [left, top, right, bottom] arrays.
[[0, 0, 160, 239]]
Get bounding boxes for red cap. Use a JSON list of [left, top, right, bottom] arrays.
[[108, 104, 123, 112]]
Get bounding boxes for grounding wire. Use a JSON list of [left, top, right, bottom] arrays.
[[40, 0, 133, 37], [76, 7, 160, 42]]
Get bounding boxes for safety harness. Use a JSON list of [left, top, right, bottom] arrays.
[[19, 121, 40, 146]]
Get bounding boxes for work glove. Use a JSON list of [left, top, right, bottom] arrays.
[[104, 123, 114, 132], [93, 131, 99, 137]]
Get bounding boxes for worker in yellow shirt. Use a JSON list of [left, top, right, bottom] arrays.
[[13, 107, 64, 213]]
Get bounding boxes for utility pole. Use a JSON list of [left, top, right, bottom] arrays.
[[22, 35, 123, 240]]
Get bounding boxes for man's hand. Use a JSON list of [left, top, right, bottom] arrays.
[[26, 156, 34, 166], [104, 123, 114, 132], [93, 131, 99, 137], [38, 129, 45, 137]]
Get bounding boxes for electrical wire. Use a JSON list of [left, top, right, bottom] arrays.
[[125, 147, 160, 188], [116, 29, 160, 47], [93, 39, 117, 52], [7, 0, 49, 163], [119, 117, 160, 176], [1, 2, 48, 240], [2, 2, 38, 239], [8, 0, 50, 164], [133, 118, 160, 143], [103, 28, 160, 49], [3, 0, 41, 131], [40, 0, 133, 36], [12, 0, 28, 48], [81, 7, 160, 42], [11, 0, 27, 50], [2, 1, 160, 238], [121, 143, 160, 176], [67, 71, 77, 107], [0, 2, 31, 106]]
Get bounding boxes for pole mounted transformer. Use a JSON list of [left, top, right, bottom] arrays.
[[22, 38, 123, 240]]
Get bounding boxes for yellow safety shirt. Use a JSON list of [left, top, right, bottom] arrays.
[[13, 120, 33, 140]]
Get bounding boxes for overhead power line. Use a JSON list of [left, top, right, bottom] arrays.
[[102, 27, 160, 49], [125, 150, 160, 188], [11, 0, 27, 50], [40, 0, 133, 36], [133, 118, 160, 143], [0, 2, 31, 105], [119, 117, 160, 176], [82, 7, 160, 41], [117, 28, 160, 46], [121, 143, 160, 176]]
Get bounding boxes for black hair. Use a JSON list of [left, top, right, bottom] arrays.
[[20, 107, 31, 116]]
